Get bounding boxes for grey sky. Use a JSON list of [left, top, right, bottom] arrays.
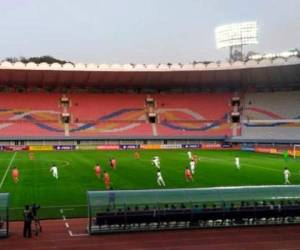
[[0, 0, 299, 64]]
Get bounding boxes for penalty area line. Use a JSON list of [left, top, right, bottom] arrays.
[[0, 152, 17, 189]]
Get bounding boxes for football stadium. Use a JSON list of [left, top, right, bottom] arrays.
[[1, 1, 300, 249]]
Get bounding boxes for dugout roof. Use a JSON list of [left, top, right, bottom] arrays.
[[0, 57, 299, 89]]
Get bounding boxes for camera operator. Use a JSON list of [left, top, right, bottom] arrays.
[[23, 205, 33, 238]]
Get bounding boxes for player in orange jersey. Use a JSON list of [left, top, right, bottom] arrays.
[[134, 151, 140, 159], [94, 163, 101, 178], [110, 158, 117, 170], [29, 152, 35, 160], [12, 167, 19, 183], [185, 167, 193, 182], [103, 171, 111, 190]]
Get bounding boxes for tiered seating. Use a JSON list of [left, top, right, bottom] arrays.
[[0, 91, 299, 139], [68, 93, 152, 136], [0, 92, 233, 137], [69, 93, 146, 122], [240, 91, 300, 139], [0, 93, 152, 137], [243, 91, 300, 120], [154, 93, 232, 137], [0, 93, 63, 136]]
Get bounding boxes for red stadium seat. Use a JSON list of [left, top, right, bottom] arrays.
[[0, 92, 232, 137]]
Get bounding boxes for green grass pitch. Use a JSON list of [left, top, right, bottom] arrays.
[[0, 149, 299, 220]]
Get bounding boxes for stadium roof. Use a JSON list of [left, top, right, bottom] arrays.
[[0, 57, 299, 89]]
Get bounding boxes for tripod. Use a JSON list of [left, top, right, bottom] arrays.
[[33, 216, 42, 236]]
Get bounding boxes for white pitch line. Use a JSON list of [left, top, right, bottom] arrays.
[[60, 208, 89, 237], [70, 232, 89, 237], [11, 204, 86, 210], [199, 156, 284, 174], [0, 152, 17, 189]]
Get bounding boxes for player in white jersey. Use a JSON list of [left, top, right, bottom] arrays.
[[187, 151, 193, 160], [284, 167, 290, 184], [152, 156, 160, 169], [189, 159, 196, 175], [50, 164, 58, 179], [235, 156, 240, 170], [157, 170, 165, 186]]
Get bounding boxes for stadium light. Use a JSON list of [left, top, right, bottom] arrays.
[[248, 50, 299, 60], [264, 53, 275, 59], [280, 51, 298, 58], [215, 21, 258, 62]]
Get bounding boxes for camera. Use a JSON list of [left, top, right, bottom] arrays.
[[32, 204, 40, 216]]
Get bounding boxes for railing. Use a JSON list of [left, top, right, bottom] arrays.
[[0, 119, 225, 124]]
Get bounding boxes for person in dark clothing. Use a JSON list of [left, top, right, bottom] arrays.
[[23, 205, 33, 238], [0, 216, 4, 229], [108, 187, 115, 210]]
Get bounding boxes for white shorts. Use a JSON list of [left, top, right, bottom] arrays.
[[190, 166, 195, 174]]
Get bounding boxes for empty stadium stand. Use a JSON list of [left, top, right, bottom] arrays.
[[0, 93, 62, 137], [238, 91, 300, 140], [154, 93, 232, 137], [1, 91, 299, 139], [0, 92, 233, 138]]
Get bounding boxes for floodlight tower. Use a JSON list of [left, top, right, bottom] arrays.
[[215, 21, 258, 62]]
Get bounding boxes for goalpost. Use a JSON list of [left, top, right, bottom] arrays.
[[293, 145, 300, 159]]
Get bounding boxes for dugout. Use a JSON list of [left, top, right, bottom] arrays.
[[0, 193, 9, 237], [87, 186, 300, 234]]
